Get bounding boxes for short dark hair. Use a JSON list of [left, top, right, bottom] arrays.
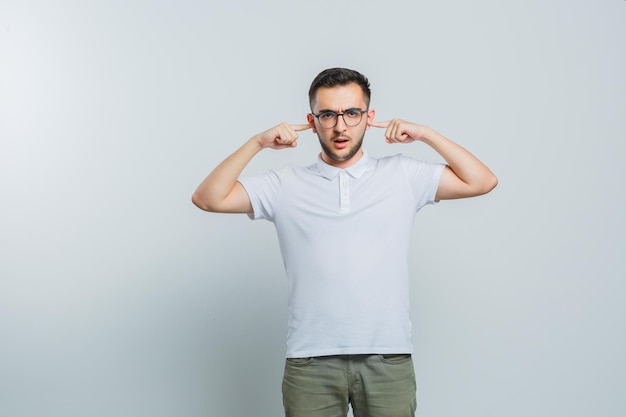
[[308, 68, 371, 109]]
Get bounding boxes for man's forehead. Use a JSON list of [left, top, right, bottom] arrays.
[[312, 84, 367, 111]]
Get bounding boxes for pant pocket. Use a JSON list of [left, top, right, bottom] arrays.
[[379, 353, 412, 365], [285, 357, 314, 366]]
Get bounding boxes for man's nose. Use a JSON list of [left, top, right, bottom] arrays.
[[334, 114, 347, 131]]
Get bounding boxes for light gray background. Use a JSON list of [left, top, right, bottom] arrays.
[[1, 1, 624, 416]]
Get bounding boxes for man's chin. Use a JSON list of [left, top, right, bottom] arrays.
[[319, 136, 364, 165], [324, 148, 363, 165]]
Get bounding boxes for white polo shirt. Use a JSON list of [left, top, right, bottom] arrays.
[[239, 150, 445, 358]]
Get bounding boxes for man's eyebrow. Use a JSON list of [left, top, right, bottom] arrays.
[[315, 107, 361, 113]]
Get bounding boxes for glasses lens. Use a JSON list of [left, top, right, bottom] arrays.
[[318, 112, 337, 128], [343, 109, 363, 127]]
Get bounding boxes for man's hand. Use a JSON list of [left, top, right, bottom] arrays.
[[370, 119, 431, 144], [255, 123, 312, 149]]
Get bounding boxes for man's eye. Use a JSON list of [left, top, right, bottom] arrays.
[[320, 112, 336, 119], [345, 110, 359, 118]]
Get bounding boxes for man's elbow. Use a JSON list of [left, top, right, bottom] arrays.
[[480, 173, 498, 195], [467, 173, 498, 198], [191, 192, 214, 212]]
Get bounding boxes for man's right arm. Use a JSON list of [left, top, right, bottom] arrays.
[[191, 123, 311, 213]]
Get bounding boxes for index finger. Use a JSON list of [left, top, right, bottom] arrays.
[[290, 123, 312, 132], [369, 120, 390, 128]]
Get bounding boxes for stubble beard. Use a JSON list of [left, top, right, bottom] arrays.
[[318, 131, 366, 164]]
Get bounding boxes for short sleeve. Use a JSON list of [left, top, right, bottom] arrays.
[[400, 156, 446, 210], [238, 169, 282, 221]]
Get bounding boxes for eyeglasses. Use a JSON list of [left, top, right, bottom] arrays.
[[310, 108, 368, 129]]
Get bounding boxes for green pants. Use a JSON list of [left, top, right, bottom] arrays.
[[282, 354, 417, 417]]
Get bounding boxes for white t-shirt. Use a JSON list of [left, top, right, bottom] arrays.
[[239, 150, 445, 358]]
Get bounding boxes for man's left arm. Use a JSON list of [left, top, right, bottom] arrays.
[[370, 119, 498, 201]]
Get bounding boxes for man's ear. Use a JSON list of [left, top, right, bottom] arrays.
[[366, 108, 376, 130], [306, 113, 316, 134]]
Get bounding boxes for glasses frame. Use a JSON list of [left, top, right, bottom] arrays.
[[310, 108, 368, 129]]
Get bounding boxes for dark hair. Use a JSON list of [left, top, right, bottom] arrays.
[[308, 68, 371, 109]]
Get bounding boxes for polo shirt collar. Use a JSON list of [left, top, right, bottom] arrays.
[[315, 149, 372, 180]]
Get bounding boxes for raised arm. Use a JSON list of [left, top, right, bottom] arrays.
[[370, 119, 497, 201], [192, 123, 311, 213]]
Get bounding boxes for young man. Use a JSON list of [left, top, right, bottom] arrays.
[[192, 68, 497, 417]]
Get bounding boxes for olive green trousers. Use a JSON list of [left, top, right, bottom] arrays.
[[282, 354, 417, 417]]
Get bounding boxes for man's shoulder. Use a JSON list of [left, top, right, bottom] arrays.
[[251, 164, 304, 178], [375, 153, 438, 167], [372, 154, 444, 181], [376, 153, 409, 162], [248, 164, 320, 185], [373, 153, 414, 169]]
